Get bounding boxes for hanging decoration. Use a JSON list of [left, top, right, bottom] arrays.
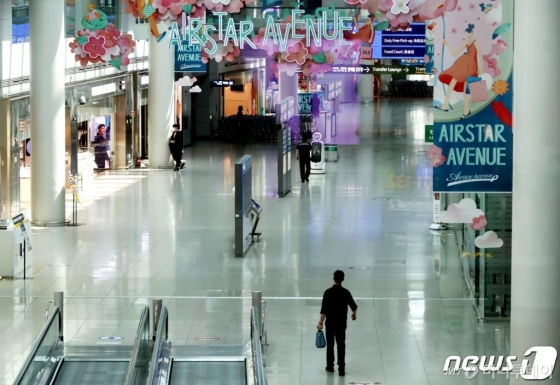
[[69, 4, 136, 70]]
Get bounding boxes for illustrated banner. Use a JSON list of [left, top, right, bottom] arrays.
[[429, 0, 513, 192]]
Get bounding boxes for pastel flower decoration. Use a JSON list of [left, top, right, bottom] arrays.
[[427, 144, 446, 168], [286, 41, 309, 65], [491, 39, 508, 56], [470, 215, 488, 230], [492, 79, 509, 96], [344, 0, 367, 4], [483, 54, 501, 78], [416, 0, 459, 21], [423, 54, 431, 64], [212, 0, 231, 5], [83, 36, 107, 59], [391, 0, 410, 14]]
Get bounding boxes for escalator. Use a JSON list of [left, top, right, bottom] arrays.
[[148, 306, 266, 385], [14, 306, 152, 385]]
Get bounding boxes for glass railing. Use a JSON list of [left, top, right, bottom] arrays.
[[125, 306, 151, 385], [251, 306, 267, 385], [1, 295, 512, 385], [13, 307, 63, 385], [147, 306, 171, 385]]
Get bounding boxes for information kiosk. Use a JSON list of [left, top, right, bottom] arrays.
[[0, 211, 32, 279]]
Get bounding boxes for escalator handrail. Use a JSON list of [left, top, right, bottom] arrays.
[[251, 306, 267, 385], [14, 307, 61, 385], [147, 306, 170, 385], [124, 306, 150, 385]]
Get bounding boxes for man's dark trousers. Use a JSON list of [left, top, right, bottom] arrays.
[[299, 159, 311, 181], [325, 321, 346, 370]]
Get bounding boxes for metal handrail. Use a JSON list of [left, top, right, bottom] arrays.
[[251, 306, 267, 385], [124, 306, 150, 385], [147, 306, 169, 385], [13, 307, 61, 385]]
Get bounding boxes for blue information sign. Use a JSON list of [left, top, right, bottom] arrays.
[[175, 41, 207, 73], [372, 22, 426, 59]]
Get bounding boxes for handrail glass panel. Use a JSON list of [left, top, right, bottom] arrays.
[[125, 306, 151, 385], [14, 307, 63, 385]]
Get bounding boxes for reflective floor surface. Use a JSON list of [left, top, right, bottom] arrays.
[[0, 100, 510, 385]]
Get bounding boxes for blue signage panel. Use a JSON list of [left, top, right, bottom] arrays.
[[432, 75, 513, 192], [373, 46, 425, 59], [175, 41, 207, 73], [372, 22, 426, 59]]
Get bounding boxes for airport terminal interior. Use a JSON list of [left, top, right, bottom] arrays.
[[0, 0, 558, 385]]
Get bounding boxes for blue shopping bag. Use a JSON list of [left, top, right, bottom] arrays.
[[316, 330, 326, 348]]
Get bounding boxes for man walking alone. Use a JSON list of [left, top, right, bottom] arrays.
[[317, 270, 357, 376]]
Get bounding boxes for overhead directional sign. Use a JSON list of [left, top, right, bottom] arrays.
[[326, 65, 425, 75], [371, 65, 426, 75], [211, 80, 234, 87], [328, 65, 371, 74]]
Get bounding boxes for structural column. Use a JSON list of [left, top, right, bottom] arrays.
[[357, 59, 373, 103], [148, 37, 174, 168], [279, 71, 298, 117], [511, 0, 560, 380], [0, 0, 11, 81], [29, 0, 66, 225]]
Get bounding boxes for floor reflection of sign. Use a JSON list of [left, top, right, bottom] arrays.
[[194, 337, 220, 341], [387, 174, 411, 189]]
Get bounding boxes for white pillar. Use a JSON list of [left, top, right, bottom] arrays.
[[0, 0, 11, 81], [279, 71, 298, 117], [357, 59, 373, 103], [511, 0, 560, 379], [29, 0, 66, 225], [148, 37, 174, 168]]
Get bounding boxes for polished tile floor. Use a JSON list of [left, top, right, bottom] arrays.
[[0, 100, 510, 385]]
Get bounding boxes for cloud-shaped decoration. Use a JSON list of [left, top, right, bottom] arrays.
[[176, 76, 197, 87], [440, 198, 484, 224], [277, 62, 298, 77], [475, 231, 504, 249], [189, 85, 202, 93], [212, 0, 231, 5]]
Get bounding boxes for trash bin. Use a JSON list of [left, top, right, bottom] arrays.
[[324, 144, 339, 162]]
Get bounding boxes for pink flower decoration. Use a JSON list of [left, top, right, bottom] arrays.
[[416, 0, 459, 21], [470, 215, 488, 230], [286, 41, 308, 65], [344, 0, 367, 4], [491, 39, 508, 56], [483, 54, 501, 78], [83, 36, 107, 59], [427, 144, 446, 168], [424, 54, 431, 64]]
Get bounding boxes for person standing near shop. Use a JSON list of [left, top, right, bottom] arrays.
[[236, 105, 247, 145], [92, 124, 110, 169], [317, 270, 358, 376], [169, 123, 185, 171], [296, 133, 312, 183]]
